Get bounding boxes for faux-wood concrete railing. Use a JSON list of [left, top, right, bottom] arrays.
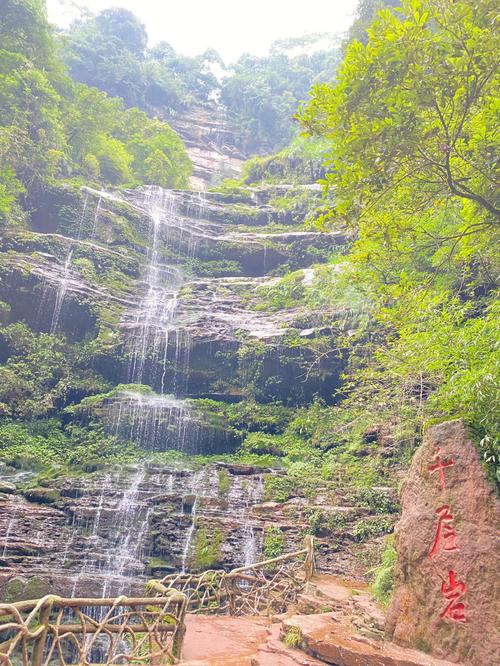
[[149, 535, 316, 616], [0, 591, 187, 665]]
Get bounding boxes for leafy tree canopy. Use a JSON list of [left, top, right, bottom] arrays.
[[59, 9, 344, 154], [0, 0, 191, 226], [295, 0, 499, 459]]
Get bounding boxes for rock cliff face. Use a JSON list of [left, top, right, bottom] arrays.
[[0, 462, 397, 600], [0, 173, 381, 602], [386, 420, 500, 665], [0, 131, 405, 614], [168, 106, 247, 188], [0, 184, 344, 414]]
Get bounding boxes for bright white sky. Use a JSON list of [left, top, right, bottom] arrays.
[[46, 0, 358, 63]]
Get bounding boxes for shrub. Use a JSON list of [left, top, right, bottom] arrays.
[[263, 526, 285, 558], [371, 536, 397, 606]]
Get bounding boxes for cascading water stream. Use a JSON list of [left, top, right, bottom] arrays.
[[1, 498, 21, 558], [181, 470, 204, 573], [181, 497, 198, 574], [100, 466, 150, 598], [70, 474, 111, 597], [69, 467, 152, 601], [48, 191, 95, 334], [49, 248, 74, 334], [125, 187, 185, 388], [241, 474, 264, 566], [60, 183, 267, 609]]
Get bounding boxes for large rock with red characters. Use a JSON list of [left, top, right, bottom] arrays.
[[386, 419, 500, 664]]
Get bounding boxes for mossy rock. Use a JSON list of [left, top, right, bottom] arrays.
[[146, 556, 176, 574], [3, 576, 53, 603], [23, 487, 61, 505]]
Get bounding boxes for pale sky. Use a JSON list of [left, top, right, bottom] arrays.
[[46, 0, 358, 63]]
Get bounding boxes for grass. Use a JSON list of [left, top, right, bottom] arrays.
[[282, 625, 303, 648]]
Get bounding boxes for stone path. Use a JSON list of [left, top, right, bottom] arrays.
[[178, 576, 460, 666], [179, 615, 324, 665]]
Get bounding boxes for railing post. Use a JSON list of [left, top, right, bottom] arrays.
[[304, 535, 315, 584], [225, 575, 236, 616], [32, 600, 51, 666], [172, 594, 188, 660]]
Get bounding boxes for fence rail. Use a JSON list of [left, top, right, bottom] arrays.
[[150, 536, 315, 617], [0, 538, 315, 664], [0, 592, 187, 666]]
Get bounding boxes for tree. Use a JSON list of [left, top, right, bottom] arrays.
[[61, 8, 148, 107], [298, 0, 499, 229], [0, 0, 53, 65], [221, 37, 341, 153], [94, 8, 147, 58], [0, 0, 191, 220], [296, 0, 500, 451], [0, 51, 66, 204], [345, 0, 401, 47]]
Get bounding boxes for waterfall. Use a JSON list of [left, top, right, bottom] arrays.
[[1, 497, 21, 558], [242, 524, 258, 567], [70, 474, 111, 596], [49, 248, 74, 334], [241, 474, 264, 566], [181, 496, 198, 574], [181, 470, 203, 573], [70, 468, 151, 598], [48, 191, 94, 334], [101, 467, 150, 598], [125, 187, 184, 389], [106, 390, 200, 453]]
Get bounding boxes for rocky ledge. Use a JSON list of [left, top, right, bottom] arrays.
[[0, 463, 397, 602]]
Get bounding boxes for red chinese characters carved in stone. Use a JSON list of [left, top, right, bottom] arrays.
[[429, 504, 459, 559], [428, 448, 454, 491], [440, 570, 466, 622]]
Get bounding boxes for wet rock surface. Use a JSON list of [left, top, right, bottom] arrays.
[[385, 420, 500, 665], [168, 105, 247, 189], [0, 464, 396, 602], [0, 184, 344, 410]]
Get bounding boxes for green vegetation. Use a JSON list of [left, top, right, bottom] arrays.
[[0, 0, 191, 227], [354, 517, 394, 542], [371, 536, 397, 606], [295, 0, 500, 481], [241, 136, 331, 185], [0, 419, 144, 475], [0, 0, 498, 609], [282, 625, 303, 649], [194, 524, 223, 570], [0, 322, 110, 419], [61, 7, 222, 112], [59, 8, 343, 153], [217, 468, 231, 495], [220, 40, 341, 153], [305, 508, 350, 537], [263, 526, 285, 558]]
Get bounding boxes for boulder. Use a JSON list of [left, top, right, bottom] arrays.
[[281, 612, 457, 666], [23, 487, 61, 505], [386, 419, 500, 664]]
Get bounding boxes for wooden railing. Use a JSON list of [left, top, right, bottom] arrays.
[[0, 539, 314, 664], [149, 536, 315, 617], [0, 591, 187, 665]]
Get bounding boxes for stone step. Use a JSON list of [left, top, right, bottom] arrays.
[[280, 613, 460, 666]]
